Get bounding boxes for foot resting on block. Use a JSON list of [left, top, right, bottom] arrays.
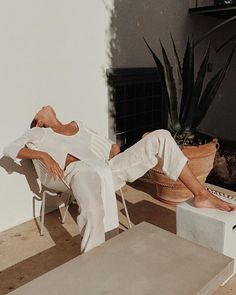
[[193, 187, 236, 211]]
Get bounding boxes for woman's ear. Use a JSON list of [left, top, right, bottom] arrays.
[[36, 120, 44, 127]]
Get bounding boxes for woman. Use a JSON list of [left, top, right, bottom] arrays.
[[3, 106, 236, 253]]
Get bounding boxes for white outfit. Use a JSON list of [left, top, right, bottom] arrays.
[[109, 130, 188, 191], [3, 122, 188, 253]]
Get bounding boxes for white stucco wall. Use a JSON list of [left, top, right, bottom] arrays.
[[0, 0, 112, 232]]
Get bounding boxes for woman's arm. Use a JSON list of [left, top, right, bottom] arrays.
[[3, 128, 45, 161], [17, 147, 64, 179], [3, 128, 63, 179], [109, 143, 121, 159], [17, 147, 46, 160]]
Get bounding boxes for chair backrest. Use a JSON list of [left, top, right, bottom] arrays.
[[26, 143, 71, 193]]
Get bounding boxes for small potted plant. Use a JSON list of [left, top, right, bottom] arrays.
[[143, 33, 235, 204]]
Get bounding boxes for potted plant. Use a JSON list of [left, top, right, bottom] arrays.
[[143, 33, 235, 204]]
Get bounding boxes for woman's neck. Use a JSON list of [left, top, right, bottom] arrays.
[[50, 120, 79, 136], [50, 121, 65, 133]]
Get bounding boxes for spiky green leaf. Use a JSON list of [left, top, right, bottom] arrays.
[[143, 37, 181, 131], [194, 16, 236, 47], [159, 41, 181, 131], [170, 34, 182, 76], [170, 34, 183, 105], [183, 43, 210, 130], [180, 38, 194, 125], [193, 43, 236, 128]]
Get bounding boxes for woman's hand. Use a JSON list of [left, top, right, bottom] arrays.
[[16, 147, 64, 180], [109, 144, 121, 159], [41, 152, 64, 180]]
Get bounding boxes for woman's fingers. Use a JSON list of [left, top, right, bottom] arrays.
[[43, 154, 65, 180], [56, 164, 64, 179], [53, 164, 64, 180], [48, 162, 64, 180], [49, 165, 57, 180]]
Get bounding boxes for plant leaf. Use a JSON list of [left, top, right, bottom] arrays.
[[160, 40, 181, 131], [170, 34, 183, 108], [143, 37, 181, 131], [194, 16, 236, 47], [193, 43, 236, 129], [183, 42, 210, 130], [216, 34, 236, 53], [143, 37, 168, 98], [180, 37, 194, 126], [170, 34, 182, 76], [192, 69, 223, 129]]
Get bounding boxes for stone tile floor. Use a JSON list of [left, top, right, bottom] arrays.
[[0, 177, 236, 295]]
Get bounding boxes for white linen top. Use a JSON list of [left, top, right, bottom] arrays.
[[3, 120, 119, 233], [3, 120, 113, 169]]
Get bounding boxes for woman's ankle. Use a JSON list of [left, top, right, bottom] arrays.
[[193, 187, 209, 201]]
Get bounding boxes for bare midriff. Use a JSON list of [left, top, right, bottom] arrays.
[[65, 153, 80, 169]]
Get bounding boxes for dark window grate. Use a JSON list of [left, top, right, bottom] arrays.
[[107, 68, 168, 151]]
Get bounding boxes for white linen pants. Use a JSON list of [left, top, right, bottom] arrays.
[[66, 129, 188, 253], [109, 129, 188, 191]]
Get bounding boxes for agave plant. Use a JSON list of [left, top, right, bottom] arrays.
[[144, 36, 236, 146]]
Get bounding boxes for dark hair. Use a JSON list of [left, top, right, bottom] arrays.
[[30, 119, 37, 128]]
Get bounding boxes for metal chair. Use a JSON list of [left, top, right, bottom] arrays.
[[27, 143, 72, 236], [27, 138, 132, 236]]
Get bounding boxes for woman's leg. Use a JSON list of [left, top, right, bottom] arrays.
[[178, 164, 235, 211], [69, 163, 106, 253], [110, 130, 236, 211], [110, 129, 187, 190]]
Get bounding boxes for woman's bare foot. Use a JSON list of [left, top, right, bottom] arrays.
[[193, 188, 236, 212]]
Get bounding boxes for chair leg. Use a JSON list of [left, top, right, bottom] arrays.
[[61, 194, 72, 224], [40, 191, 47, 236], [119, 188, 132, 229]]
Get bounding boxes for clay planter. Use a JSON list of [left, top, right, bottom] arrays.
[[149, 138, 218, 205]]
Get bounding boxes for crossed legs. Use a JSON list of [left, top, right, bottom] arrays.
[[68, 129, 236, 253], [110, 129, 236, 212]]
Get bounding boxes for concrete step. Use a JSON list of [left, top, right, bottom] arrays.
[[9, 222, 233, 295]]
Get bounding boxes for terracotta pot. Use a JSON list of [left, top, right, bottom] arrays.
[[149, 138, 218, 205]]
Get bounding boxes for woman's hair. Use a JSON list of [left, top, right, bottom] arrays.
[[30, 118, 37, 128]]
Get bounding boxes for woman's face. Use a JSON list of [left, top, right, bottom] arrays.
[[34, 105, 56, 127]]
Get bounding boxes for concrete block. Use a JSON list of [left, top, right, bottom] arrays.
[[9, 222, 233, 295], [177, 200, 236, 283]]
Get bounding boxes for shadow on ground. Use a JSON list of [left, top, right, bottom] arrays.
[[0, 181, 176, 295], [0, 206, 81, 295]]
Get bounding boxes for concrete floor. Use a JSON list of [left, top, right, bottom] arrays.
[[0, 177, 236, 295]]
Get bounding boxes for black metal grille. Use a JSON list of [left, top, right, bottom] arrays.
[[107, 68, 168, 150]]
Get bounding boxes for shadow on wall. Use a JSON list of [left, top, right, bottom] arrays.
[[0, 157, 41, 198], [106, 0, 190, 68], [191, 14, 236, 142], [0, 156, 70, 234], [105, 0, 236, 142], [104, 0, 191, 135]]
